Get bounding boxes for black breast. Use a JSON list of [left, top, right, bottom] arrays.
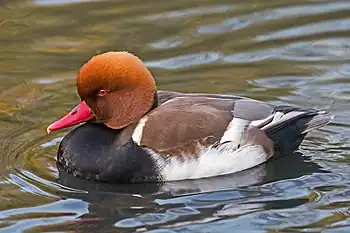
[[57, 123, 159, 183]]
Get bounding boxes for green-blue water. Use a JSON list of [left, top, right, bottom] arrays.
[[0, 0, 349, 232]]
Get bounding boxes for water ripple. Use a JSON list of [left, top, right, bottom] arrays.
[[144, 5, 233, 20], [257, 19, 350, 41], [150, 37, 183, 50], [145, 52, 222, 69], [32, 0, 97, 6], [115, 207, 200, 228], [198, 2, 350, 35]]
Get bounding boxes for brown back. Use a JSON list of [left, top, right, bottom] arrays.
[[139, 96, 234, 151]]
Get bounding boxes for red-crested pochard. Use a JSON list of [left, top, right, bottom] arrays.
[[47, 51, 332, 183]]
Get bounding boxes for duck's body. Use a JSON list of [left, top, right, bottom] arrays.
[[48, 51, 331, 183], [55, 89, 331, 183]]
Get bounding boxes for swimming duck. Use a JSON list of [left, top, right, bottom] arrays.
[[47, 51, 331, 183]]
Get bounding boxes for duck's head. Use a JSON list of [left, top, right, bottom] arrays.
[[47, 51, 157, 133]]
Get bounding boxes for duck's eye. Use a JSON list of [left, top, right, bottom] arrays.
[[97, 89, 108, 97]]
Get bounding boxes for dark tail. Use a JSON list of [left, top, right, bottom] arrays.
[[263, 109, 332, 156]]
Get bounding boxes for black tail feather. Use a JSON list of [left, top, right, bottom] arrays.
[[264, 111, 332, 156]]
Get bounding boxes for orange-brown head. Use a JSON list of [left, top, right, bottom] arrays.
[[47, 51, 157, 133]]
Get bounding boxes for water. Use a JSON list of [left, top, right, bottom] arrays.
[[0, 0, 349, 232]]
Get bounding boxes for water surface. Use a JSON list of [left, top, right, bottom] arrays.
[[0, 0, 349, 232]]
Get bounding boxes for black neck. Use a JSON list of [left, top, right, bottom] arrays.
[[57, 123, 160, 183]]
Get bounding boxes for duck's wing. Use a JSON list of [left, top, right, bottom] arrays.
[[136, 95, 271, 151], [135, 93, 331, 157]]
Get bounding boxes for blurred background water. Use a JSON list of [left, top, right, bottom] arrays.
[[0, 0, 349, 232]]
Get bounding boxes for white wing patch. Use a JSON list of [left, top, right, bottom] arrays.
[[132, 117, 148, 145], [148, 143, 270, 181], [220, 117, 250, 144]]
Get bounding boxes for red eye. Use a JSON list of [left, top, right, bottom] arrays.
[[97, 89, 108, 97]]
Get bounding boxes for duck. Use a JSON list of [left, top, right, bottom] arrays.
[[47, 51, 332, 183]]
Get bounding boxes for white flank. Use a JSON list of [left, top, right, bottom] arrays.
[[149, 143, 271, 181], [220, 117, 250, 144], [132, 117, 148, 145]]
